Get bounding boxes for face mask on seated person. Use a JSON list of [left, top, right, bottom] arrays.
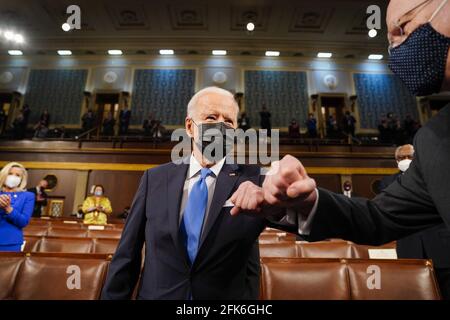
[[193, 121, 235, 162], [94, 191, 103, 197], [388, 1, 450, 96], [398, 159, 412, 172], [5, 175, 21, 189]]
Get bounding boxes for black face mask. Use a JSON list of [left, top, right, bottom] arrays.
[[388, 22, 450, 96], [193, 121, 235, 162]]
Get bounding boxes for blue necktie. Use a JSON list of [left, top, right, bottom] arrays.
[[181, 168, 213, 264]]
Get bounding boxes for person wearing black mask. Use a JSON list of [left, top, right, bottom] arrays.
[[230, 0, 450, 300], [101, 87, 291, 300]]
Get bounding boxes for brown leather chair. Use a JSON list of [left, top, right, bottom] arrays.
[[0, 253, 24, 300], [351, 241, 397, 259], [35, 237, 93, 253], [22, 236, 42, 252], [92, 238, 119, 254], [87, 229, 122, 239], [28, 219, 50, 227], [297, 241, 353, 258], [13, 254, 110, 299], [260, 257, 441, 300], [23, 226, 48, 237], [47, 227, 88, 238], [260, 258, 351, 300], [49, 222, 83, 229], [259, 242, 299, 258], [347, 259, 441, 300]]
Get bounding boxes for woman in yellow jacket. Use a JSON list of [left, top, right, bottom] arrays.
[[82, 185, 112, 225]]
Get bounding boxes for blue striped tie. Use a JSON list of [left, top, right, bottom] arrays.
[[181, 168, 213, 264]]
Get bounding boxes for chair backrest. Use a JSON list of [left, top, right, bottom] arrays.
[[259, 242, 298, 258], [347, 259, 441, 300], [35, 237, 93, 253], [260, 258, 351, 300], [296, 241, 353, 258], [351, 242, 397, 259], [0, 253, 24, 300], [259, 258, 441, 300], [47, 227, 88, 238], [92, 238, 120, 254], [87, 229, 122, 239], [12, 254, 110, 300], [23, 225, 48, 237]]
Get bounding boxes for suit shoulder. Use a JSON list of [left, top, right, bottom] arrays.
[[144, 161, 181, 176], [415, 105, 450, 146], [237, 164, 262, 176]]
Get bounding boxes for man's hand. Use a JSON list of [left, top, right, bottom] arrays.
[[229, 155, 318, 217], [230, 181, 264, 216], [262, 155, 317, 215]]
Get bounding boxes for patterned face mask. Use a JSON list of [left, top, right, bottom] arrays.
[[388, 23, 450, 96], [388, 0, 450, 96]]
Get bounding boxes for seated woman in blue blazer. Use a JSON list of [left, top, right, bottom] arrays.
[[0, 162, 35, 252]]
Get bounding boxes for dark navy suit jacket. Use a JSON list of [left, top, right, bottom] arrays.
[[101, 161, 276, 300]]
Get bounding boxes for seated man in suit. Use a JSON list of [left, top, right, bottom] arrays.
[[378, 144, 414, 191], [101, 87, 286, 300]]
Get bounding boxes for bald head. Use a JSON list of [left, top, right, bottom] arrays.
[[395, 144, 415, 162]]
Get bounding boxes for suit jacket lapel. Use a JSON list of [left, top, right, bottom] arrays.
[[167, 162, 189, 257], [199, 163, 240, 249]]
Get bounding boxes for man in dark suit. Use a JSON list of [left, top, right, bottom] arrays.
[[231, 0, 450, 298], [101, 87, 284, 300], [379, 144, 450, 299], [27, 179, 49, 217]]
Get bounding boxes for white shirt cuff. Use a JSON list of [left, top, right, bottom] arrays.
[[297, 188, 319, 235]]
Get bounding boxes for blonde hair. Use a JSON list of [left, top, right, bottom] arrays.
[[0, 162, 28, 191]]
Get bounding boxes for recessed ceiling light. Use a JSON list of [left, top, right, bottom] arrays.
[[265, 51, 280, 57], [246, 22, 255, 32], [62, 23, 71, 32], [108, 49, 123, 55], [14, 34, 24, 43], [159, 49, 174, 55], [4, 31, 14, 40], [58, 50, 73, 56], [212, 50, 227, 56], [317, 52, 332, 58], [368, 29, 378, 38], [368, 54, 383, 60], [8, 50, 23, 56]]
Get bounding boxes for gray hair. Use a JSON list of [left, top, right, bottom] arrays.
[[187, 86, 237, 118]]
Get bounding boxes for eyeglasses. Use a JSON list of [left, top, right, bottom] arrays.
[[388, 0, 448, 55]]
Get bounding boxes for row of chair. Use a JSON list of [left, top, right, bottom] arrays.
[[22, 234, 396, 259], [0, 252, 441, 300], [260, 241, 397, 259], [24, 226, 123, 239], [259, 257, 441, 300], [28, 217, 124, 230], [23, 236, 119, 254]]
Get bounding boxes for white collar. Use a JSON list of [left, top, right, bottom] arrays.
[[188, 154, 225, 179]]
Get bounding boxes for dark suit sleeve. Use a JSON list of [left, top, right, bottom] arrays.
[[307, 151, 443, 245], [101, 170, 149, 299], [245, 241, 261, 300]]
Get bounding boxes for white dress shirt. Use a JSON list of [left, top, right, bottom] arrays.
[[178, 154, 226, 230], [285, 188, 319, 235]]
